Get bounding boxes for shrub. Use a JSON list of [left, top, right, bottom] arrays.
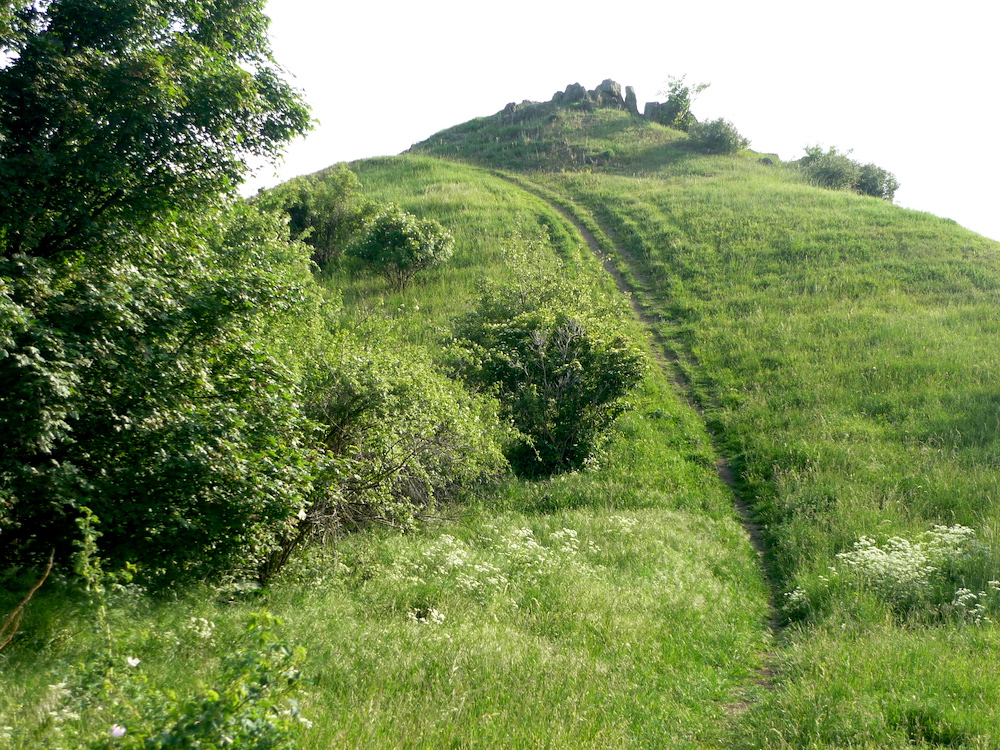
[[856, 162, 900, 201], [799, 145, 899, 201], [258, 326, 508, 579], [688, 118, 750, 154], [349, 205, 454, 291], [0, 203, 320, 586], [799, 145, 861, 190], [453, 262, 645, 476]]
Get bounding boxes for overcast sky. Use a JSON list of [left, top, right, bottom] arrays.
[[251, 0, 1000, 243]]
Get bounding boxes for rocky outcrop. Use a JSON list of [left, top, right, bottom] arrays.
[[497, 80, 688, 126], [591, 79, 624, 108]]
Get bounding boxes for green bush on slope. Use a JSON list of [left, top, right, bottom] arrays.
[[453, 252, 645, 476]]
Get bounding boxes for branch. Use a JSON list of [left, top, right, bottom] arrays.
[[0, 549, 55, 651]]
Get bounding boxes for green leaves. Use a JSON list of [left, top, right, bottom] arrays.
[[0, 0, 310, 259], [453, 266, 645, 476], [0, 204, 322, 584], [799, 145, 899, 201], [349, 204, 454, 291]]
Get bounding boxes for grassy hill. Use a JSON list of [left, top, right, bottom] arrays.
[[5, 93, 1000, 748]]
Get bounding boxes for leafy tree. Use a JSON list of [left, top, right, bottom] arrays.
[[349, 204, 454, 291], [1, 204, 322, 583], [654, 75, 709, 131], [255, 167, 375, 270], [453, 263, 645, 476], [0, 0, 310, 260], [688, 117, 750, 154], [0, 0, 313, 583]]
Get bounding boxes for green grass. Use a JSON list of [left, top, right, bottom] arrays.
[[532, 166, 1000, 588], [510, 149, 1000, 747]]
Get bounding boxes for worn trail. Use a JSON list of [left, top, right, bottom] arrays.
[[505, 175, 783, 709]]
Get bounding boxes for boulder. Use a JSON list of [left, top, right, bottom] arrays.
[[562, 82, 588, 104], [591, 79, 624, 109]]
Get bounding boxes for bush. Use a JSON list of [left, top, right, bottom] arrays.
[[258, 326, 508, 579], [799, 145, 899, 201], [0, 203, 321, 586], [688, 118, 750, 154], [349, 205, 454, 290], [856, 162, 900, 201], [799, 145, 861, 190], [453, 262, 645, 476]]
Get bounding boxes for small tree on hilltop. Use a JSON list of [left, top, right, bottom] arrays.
[[799, 145, 899, 202], [688, 118, 750, 154], [349, 205, 454, 291], [657, 75, 710, 132], [255, 167, 376, 270], [855, 162, 900, 202]]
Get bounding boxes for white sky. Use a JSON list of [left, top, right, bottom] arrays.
[[250, 0, 1000, 243]]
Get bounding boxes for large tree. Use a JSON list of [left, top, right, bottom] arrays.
[[0, 0, 310, 259], [0, 0, 314, 583]]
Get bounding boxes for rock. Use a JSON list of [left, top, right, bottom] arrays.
[[591, 79, 624, 108], [563, 82, 588, 104], [625, 86, 639, 115], [644, 101, 668, 124]]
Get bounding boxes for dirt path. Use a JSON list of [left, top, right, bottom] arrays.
[[504, 176, 782, 710]]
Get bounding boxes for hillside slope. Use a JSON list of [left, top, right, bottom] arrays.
[[407, 94, 1000, 745]]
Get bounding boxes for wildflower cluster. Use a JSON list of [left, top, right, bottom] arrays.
[[388, 525, 602, 618], [785, 524, 997, 622]]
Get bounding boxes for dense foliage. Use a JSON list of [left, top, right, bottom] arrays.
[[254, 166, 375, 270], [0, 0, 319, 583], [688, 117, 750, 154], [259, 326, 507, 579], [454, 262, 645, 476], [0, 0, 310, 261]]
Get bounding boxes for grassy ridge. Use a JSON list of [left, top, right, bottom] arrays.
[[536, 167, 1000, 584]]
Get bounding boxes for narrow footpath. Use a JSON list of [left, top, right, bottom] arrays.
[[503, 175, 783, 710]]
